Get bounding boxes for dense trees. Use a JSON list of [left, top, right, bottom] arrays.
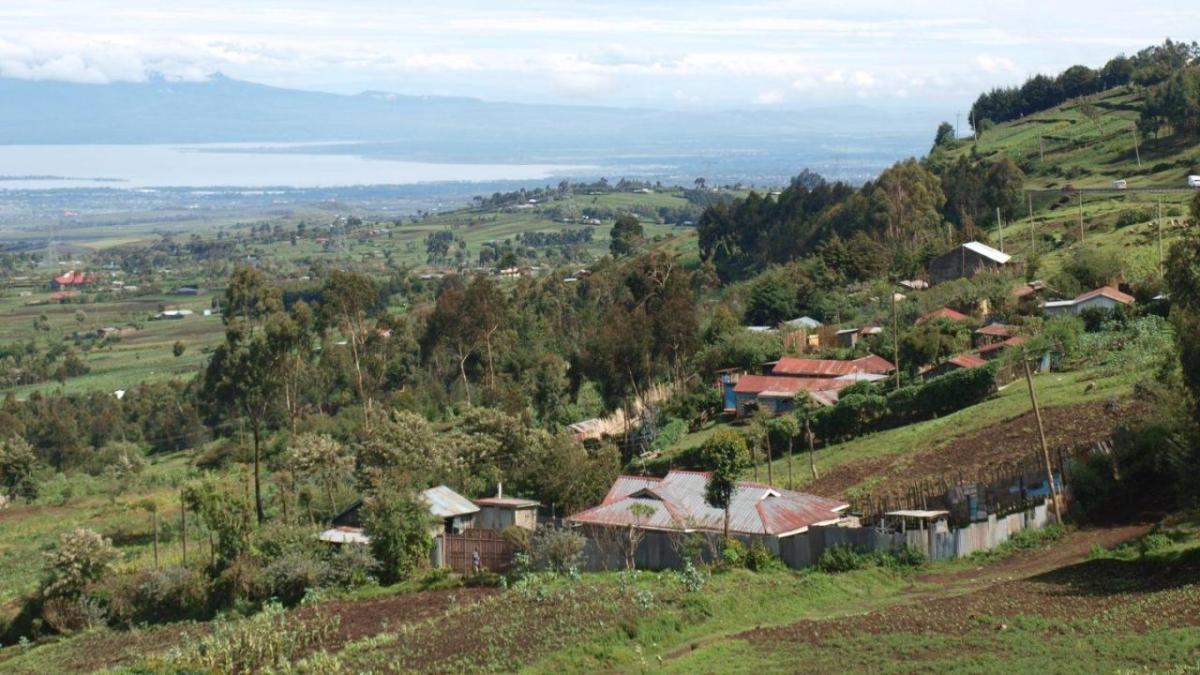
[[970, 40, 1198, 132], [609, 215, 645, 257]]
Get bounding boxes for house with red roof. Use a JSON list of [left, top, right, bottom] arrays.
[[50, 270, 97, 291], [568, 470, 849, 569], [732, 375, 853, 417], [922, 353, 989, 379], [1042, 286, 1135, 317], [915, 307, 971, 325]]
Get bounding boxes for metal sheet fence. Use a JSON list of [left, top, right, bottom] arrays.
[[438, 528, 514, 573]]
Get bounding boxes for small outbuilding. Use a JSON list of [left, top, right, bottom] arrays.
[[474, 492, 539, 530], [928, 241, 1015, 284]]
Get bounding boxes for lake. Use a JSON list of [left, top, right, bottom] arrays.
[[0, 143, 589, 190]]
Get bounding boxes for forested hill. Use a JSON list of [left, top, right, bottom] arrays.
[[695, 39, 1199, 306]]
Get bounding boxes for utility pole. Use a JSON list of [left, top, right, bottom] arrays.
[[971, 110, 978, 142], [1158, 198, 1165, 278], [1022, 354, 1062, 524], [892, 290, 901, 391], [1028, 192, 1036, 257], [1077, 192, 1085, 243], [996, 206, 1004, 252], [1132, 126, 1142, 169], [956, 112, 961, 139], [1039, 135, 1044, 163]]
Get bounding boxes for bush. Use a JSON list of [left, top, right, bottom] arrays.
[[720, 539, 747, 568], [259, 553, 329, 605], [42, 528, 119, 598], [324, 544, 380, 589], [211, 555, 263, 607], [102, 566, 210, 625], [744, 543, 784, 572], [530, 526, 586, 573], [816, 545, 870, 573], [361, 488, 434, 583], [253, 523, 317, 559], [499, 525, 531, 552], [41, 596, 106, 635]]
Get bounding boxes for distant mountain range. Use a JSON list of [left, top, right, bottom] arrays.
[[0, 74, 943, 182]]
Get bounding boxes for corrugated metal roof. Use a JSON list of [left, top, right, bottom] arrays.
[[849, 354, 895, 374], [734, 375, 851, 395], [975, 323, 1015, 337], [474, 497, 540, 508], [1075, 285, 1135, 305], [962, 241, 1011, 264], [916, 307, 970, 324], [420, 485, 480, 519], [569, 470, 847, 537], [947, 353, 988, 369], [784, 316, 822, 329], [771, 357, 859, 377]]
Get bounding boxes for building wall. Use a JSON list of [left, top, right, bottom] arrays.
[[929, 248, 1009, 284], [477, 506, 537, 531]]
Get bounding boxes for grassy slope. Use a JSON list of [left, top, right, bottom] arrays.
[[934, 86, 1198, 283]]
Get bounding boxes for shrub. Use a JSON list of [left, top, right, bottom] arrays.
[[816, 545, 870, 573], [361, 488, 434, 583], [253, 523, 317, 559], [42, 528, 119, 598], [720, 539, 747, 568], [324, 544, 380, 589], [259, 553, 329, 605], [530, 526, 586, 573], [499, 525, 531, 552], [743, 543, 784, 572], [102, 566, 210, 625], [211, 555, 263, 607], [41, 596, 106, 635]]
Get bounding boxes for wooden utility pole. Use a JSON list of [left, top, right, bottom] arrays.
[[891, 291, 901, 390], [1158, 198, 1165, 278], [996, 207, 1004, 252], [1022, 356, 1061, 523], [1028, 192, 1036, 256], [1132, 126, 1142, 168], [1039, 135, 1045, 163], [1077, 192, 1085, 243], [180, 490, 187, 566], [152, 509, 160, 568]]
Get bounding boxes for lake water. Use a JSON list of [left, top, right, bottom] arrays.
[[0, 143, 589, 190]]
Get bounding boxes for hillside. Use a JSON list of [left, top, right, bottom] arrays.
[[934, 85, 1198, 284]]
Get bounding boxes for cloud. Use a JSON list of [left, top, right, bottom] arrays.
[[753, 89, 785, 105], [974, 55, 1019, 75]]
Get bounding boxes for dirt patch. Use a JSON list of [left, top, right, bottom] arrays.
[[297, 587, 498, 655], [809, 399, 1144, 498], [0, 504, 63, 524]]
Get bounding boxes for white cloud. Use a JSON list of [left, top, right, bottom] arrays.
[[753, 89, 785, 105], [974, 55, 1020, 75]]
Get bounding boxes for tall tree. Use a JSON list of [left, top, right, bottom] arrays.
[[610, 215, 645, 257], [320, 271, 380, 430], [700, 428, 751, 541], [200, 266, 286, 524]]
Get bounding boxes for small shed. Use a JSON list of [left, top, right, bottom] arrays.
[[474, 492, 540, 530], [928, 241, 1015, 284]]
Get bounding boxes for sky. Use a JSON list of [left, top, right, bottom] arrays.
[[0, 1, 1192, 112]]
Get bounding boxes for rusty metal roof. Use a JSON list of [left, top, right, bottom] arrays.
[[771, 357, 859, 377], [569, 470, 847, 537], [734, 375, 851, 395], [849, 354, 895, 374]]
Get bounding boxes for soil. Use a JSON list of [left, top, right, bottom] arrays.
[[808, 399, 1145, 498], [295, 586, 498, 655]]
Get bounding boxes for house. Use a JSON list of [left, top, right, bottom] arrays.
[[928, 241, 1015, 284], [973, 323, 1015, 347], [173, 286, 202, 296], [732, 375, 853, 416], [568, 470, 849, 570], [1011, 280, 1048, 301], [1042, 286, 1135, 317], [916, 307, 971, 325], [771, 357, 859, 378], [155, 309, 194, 320], [318, 484, 480, 545], [783, 316, 822, 330], [474, 489, 540, 530], [835, 327, 861, 348], [977, 335, 1027, 360], [50, 270, 97, 290], [923, 353, 988, 379]]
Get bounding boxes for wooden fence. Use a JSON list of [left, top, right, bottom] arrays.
[[440, 528, 514, 574]]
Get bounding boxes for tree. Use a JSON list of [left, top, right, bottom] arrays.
[[172, 341, 186, 358], [286, 434, 354, 516], [320, 271, 380, 430], [932, 122, 955, 151], [1166, 233, 1200, 415], [0, 435, 38, 502], [200, 266, 287, 524], [768, 415, 800, 489], [700, 429, 751, 541], [983, 157, 1025, 222], [624, 502, 657, 570], [610, 215, 644, 257], [183, 477, 254, 565], [362, 487, 434, 583]]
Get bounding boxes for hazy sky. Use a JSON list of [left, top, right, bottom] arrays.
[[0, 1, 1191, 111]]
